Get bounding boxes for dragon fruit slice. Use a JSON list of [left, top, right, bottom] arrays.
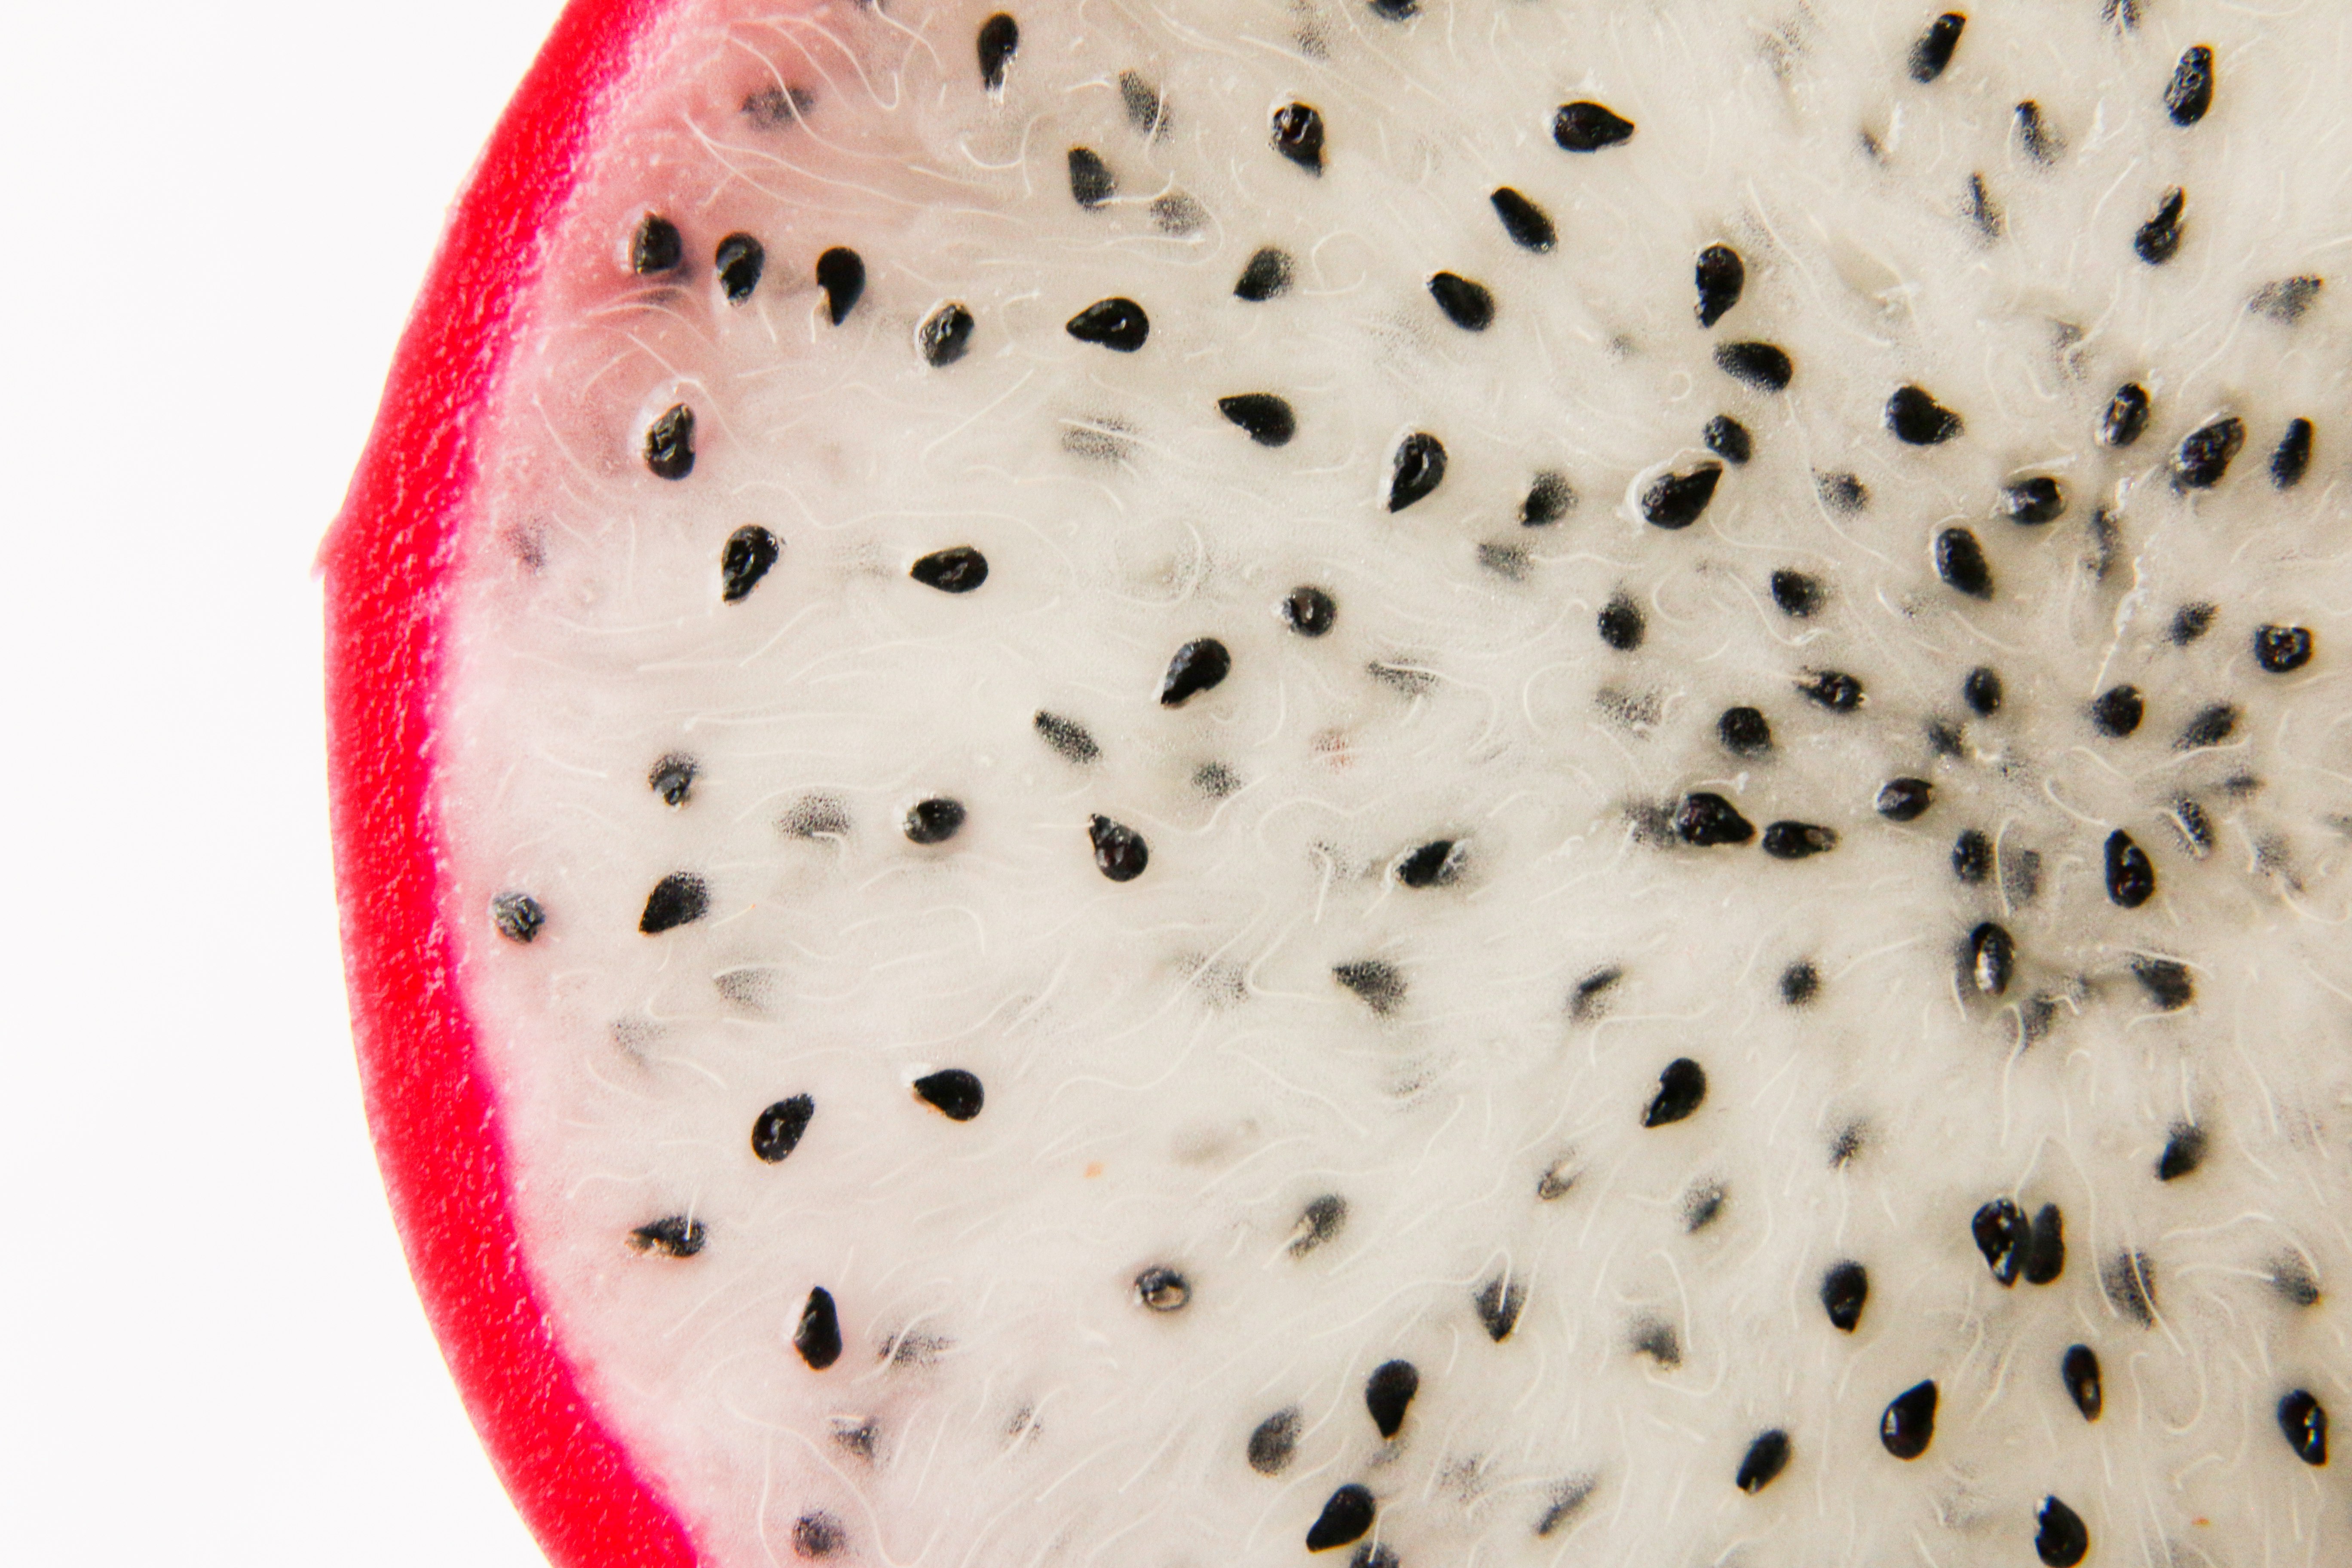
[[326, 1, 2352, 1563]]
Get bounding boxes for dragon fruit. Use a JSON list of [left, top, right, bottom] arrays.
[[326, 1, 2352, 1563]]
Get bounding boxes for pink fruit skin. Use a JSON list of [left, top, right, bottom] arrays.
[[322, 1, 698, 1562]]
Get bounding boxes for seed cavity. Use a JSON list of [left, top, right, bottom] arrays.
[[1952, 829, 1991, 885], [2134, 187, 2186, 264], [1887, 385, 1963, 444], [1474, 1274, 1526, 1341], [1909, 12, 1965, 82], [1553, 101, 1635, 151], [1305, 1484, 1375, 1551], [1089, 815, 1150, 881], [1880, 1379, 1938, 1459], [1798, 670, 1864, 712], [1521, 471, 1574, 524], [1427, 271, 1495, 331], [1820, 1261, 1867, 1332], [2102, 1248, 2158, 1325], [976, 13, 1018, 89], [791, 1512, 844, 1559], [2132, 956, 2194, 1011], [1715, 341, 1792, 391], [1134, 1266, 1190, 1312], [1779, 961, 1819, 1006], [1067, 147, 1115, 207], [1235, 247, 1293, 300], [640, 873, 709, 934], [1676, 793, 1754, 847], [2156, 1122, 2206, 1181], [910, 545, 987, 593], [1289, 1195, 1348, 1258], [2251, 276, 2324, 324], [630, 1215, 706, 1258], [752, 1095, 815, 1163], [1596, 595, 1645, 651], [2100, 382, 2151, 447], [715, 233, 764, 302], [1333, 960, 1406, 1015], [1395, 839, 1466, 888], [1489, 187, 1556, 251], [912, 1068, 985, 1121], [645, 404, 696, 479], [2177, 703, 2237, 750], [1876, 778, 1932, 821], [1248, 1408, 1301, 1473], [1735, 1430, 1790, 1494], [2279, 1390, 2329, 1465], [1641, 463, 1722, 529], [490, 892, 544, 944], [1033, 710, 1099, 764], [1271, 102, 1324, 172], [1364, 1359, 1419, 1438], [2272, 419, 2314, 488], [1282, 585, 1337, 636], [813, 246, 864, 324], [903, 797, 966, 846], [919, 303, 975, 366], [1643, 1057, 1708, 1126], [794, 1286, 843, 1369], [1694, 244, 1744, 327], [631, 214, 683, 274], [1387, 432, 1448, 511], [2014, 100, 2062, 163]]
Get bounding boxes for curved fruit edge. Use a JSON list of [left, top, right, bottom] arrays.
[[320, 0, 698, 1563]]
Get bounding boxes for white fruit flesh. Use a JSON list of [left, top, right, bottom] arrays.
[[439, 1, 2351, 1561]]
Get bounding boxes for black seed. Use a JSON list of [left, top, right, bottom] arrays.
[[1553, 101, 1635, 151], [1957, 668, 2002, 718], [715, 232, 765, 303], [1762, 821, 1838, 860], [751, 1095, 815, 1163], [2102, 1249, 2157, 1325], [1641, 464, 1722, 529], [1888, 385, 1964, 445], [1965, 921, 2015, 997], [2272, 419, 2314, 488], [1694, 244, 1745, 327], [631, 213, 683, 274], [1066, 297, 1148, 352], [2015, 100, 2061, 163], [1396, 839, 1466, 888], [919, 303, 974, 366], [1643, 1057, 1708, 1127], [490, 891, 544, 944], [1367, 0, 1419, 18], [902, 797, 966, 846], [1387, 432, 1447, 511], [2256, 624, 2314, 672], [1799, 670, 1864, 713], [2035, 1496, 2089, 1568], [1876, 777, 1933, 821], [1217, 393, 1296, 447], [1715, 340, 1793, 391], [1521, 471, 1574, 524], [2095, 827, 2157, 908], [793, 1286, 843, 1369], [639, 873, 708, 934], [2060, 1344, 2103, 1420], [2000, 477, 2065, 525], [2152, 1121, 2208, 1182], [1489, 186, 1556, 251], [1089, 815, 1149, 881], [1248, 1408, 1302, 1474], [1333, 960, 1406, 1015], [2170, 602, 2216, 645], [1271, 101, 1324, 172], [2132, 956, 2194, 1012], [1770, 569, 1822, 618], [1235, 247, 1294, 301], [2090, 685, 2143, 737], [2024, 1203, 2066, 1285], [2280, 1390, 2329, 1465], [718, 525, 781, 604], [1306, 1485, 1375, 1552], [2251, 275, 2324, 324], [976, 12, 1018, 89], [790, 1512, 843, 1559], [808, 246, 864, 325], [1973, 1197, 2028, 1286], [630, 1215, 706, 1257], [1951, 829, 1992, 885], [1735, 1430, 1791, 1494], [1474, 1274, 1527, 1341], [645, 404, 696, 479], [1134, 1266, 1190, 1312], [1880, 1380, 1938, 1459], [2173, 416, 2247, 493], [1676, 793, 1754, 847], [1821, 1261, 1868, 1332], [1364, 1360, 1419, 1438], [1597, 595, 1645, 651], [1923, 719, 1963, 761], [1780, 960, 1819, 1007], [1283, 585, 1337, 636], [1702, 416, 1752, 465], [1717, 705, 1772, 757], [1909, 12, 1965, 82], [2101, 382, 2151, 447], [1289, 1195, 1348, 1258], [1935, 527, 1994, 599], [1033, 710, 1099, 764], [1426, 270, 1496, 331], [2134, 186, 2186, 264], [1160, 639, 1231, 707], [912, 1068, 984, 1121], [2164, 43, 2214, 125], [1067, 147, 1115, 208], [909, 545, 987, 593], [2177, 703, 2237, 750]]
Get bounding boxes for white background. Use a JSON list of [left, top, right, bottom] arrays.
[[2, 4, 569, 1562]]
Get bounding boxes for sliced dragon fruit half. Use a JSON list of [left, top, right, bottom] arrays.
[[326, 0, 2352, 1562]]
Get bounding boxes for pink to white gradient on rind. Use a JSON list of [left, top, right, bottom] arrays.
[[321, 0, 701, 1561]]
